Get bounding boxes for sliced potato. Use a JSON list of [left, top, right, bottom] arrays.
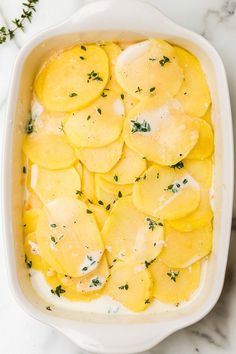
[[159, 224, 212, 268], [187, 119, 214, 160], [89, 203, 109, 230], [36, 197, 104, 277], [74, 161, 83, 178], [102, 42, 123, 93], [150, 260, 201, 304], [105, 260, 153, 312], [58, 255, 109, 293], [24, 232, 42, 270], [102, 197, 164, 264], [23, 112, 76, 170], [24, 192, 43, 210], [124, 96, 199, 165], [101, 145, 146, 184], [65, 89, 124, 148], [23, 208, 41, 234], [96, 175, 133, 196], [175, 46, 211, 117], [95, 175, 119, 206], [168, 189, 213, 232], [124, 93, 139, 115], [75, 137, 123, 173], [184, 159, 213, 188], [82, 165, 96, 201], [35, 44, 109, 112], [31, 164, 81, 204], [133, 165, 200, 220], [115, 39, 183, 100], [202, 106, 212, 125]]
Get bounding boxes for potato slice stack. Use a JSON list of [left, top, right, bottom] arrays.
[[22, 40, 214, 312]]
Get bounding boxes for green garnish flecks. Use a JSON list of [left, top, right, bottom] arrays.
[[118, 283, 129, 290], [87, 70, 103, 83], [25, 255, 32, 269], [114, 175, 119, 182], [167, 270, 179, 282], [131, 119, 151, 133], [171, 161, 184, 169], [144, 258, 156, 269], [146, 218, 158, 231], [69, 92, 78, 97], [159, 56, 170, 66], [51, 285, 66, 297], [86, 209, 93, 214]]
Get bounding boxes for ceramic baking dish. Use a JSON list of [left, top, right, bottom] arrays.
[[2, 0, 234, 353]]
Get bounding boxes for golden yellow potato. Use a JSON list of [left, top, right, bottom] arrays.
[[159, 224, 212, 268], [81, 165, 96, 202], [187, 119, 214, 160], [64, 88, 124, 148], [30, 164, 81, 204], [35, 44, 109, 112], [123, 94, 139, 115], [88, 203, 109, 230], [96, 175, 133, 196], [115, 39, 183, 100], [184, 159, 213, 188], [24, 232, 42, 270], [102, 197, 164, 265], [41, 261, 102, 302], [36, 197, 104, 277], [101, 145, 146, 184], [23, 208, 41, 234], [168, 189, 213, 232], [74, 161, 83, 178], [24, 192, 43, 210], [58, 256, 109, 293], [202, 106, 212, 125], [175, 46, 211, 117], [23, 112, 76, 170], [150, 260, 201, 304], [105, 260, 153, 312], [133, 165, 200, 220], [95, 177, 118, 207], [102, 42, 123, 93], [75, 137, 123, 173], [124, 96, 199, 165]]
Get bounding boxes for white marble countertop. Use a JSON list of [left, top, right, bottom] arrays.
[[0, 0, 235, 353]]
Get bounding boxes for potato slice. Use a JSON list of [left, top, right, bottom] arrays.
[[31, 164, 81, 204], [24, 232, 42, 270], [34, 44, 109, 112], [150, 260, 201, 304], [101, 145, 146, 184], [105, 260, 153, 312], [202, 106, 212, 125], [41, 261, 102, 302], [23, 208, 41, 234], [102, 42, 123, 93], [96, 175, 133, 196], [82, 165, 96, 202], [124, 96, 199, 165], [184, 159, 213, 188], [95, 176, 118, 207], [65, 88, 124, 148], [24, 193, 43, 210], [115, 39, 183, 100], [89, 203, 109, 230], [36, 197, 104, 277], [102, 197, 164, 264], [75, 137, 123, 173], [74, 161, 83, 178], [133, 165, 200, 220], [159, 224, 212, 268], [187, 119, 214, 160], [124, 93, 139, 115], [23, 112, 76, 170], [175, 46, 211, 117], [168, 189, 213, 232], [58, 256, 109, 293]]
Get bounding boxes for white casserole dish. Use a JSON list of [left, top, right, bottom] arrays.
[[2, 0, 234, 353]]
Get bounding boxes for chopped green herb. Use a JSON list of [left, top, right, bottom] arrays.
[[167, 270, 179, 282], [114, 175, 119, 182], [86, 209, 93, 214], [159, 56, 170, 66], [25, 255, 32, 269], [25, 115, 34, 134], [149, 57, 157, 61], [98, 200, 104, 205], [97, 107, 102, 115], [135, 86, 142, 93], [82, 266, 88, 271], [69, 92, 78, 97], [131, 119, 151, 133], [144, 258, 156, 269], [146, 218, 158, 231], [87, 115, 91, 120], [143, 174, 147, 180], [145, 298, 150, 304], [135, 177, 141, 182], [101, 91, 108, 97], [80, 56, 85, 60], [46, 305, 52, 311], [118, 283, 129, 290], [51, 285, 66, 297], [51, 236, 57, 245], [76, 190, 83, 196], [118, 191, 122, 198], [22, 166, 27, 174], [89, 277, 102, 288], [149, 87, 156, 93], [81, 45, 86, 51], [50, 224, 57, 228], [171, 161, 184, 169], [87, 70, 103, 83], [121, 93, 124, 100], [165, 183, 181, 193], [158, 222, 164, 227], [59, 122, 65, 133], [106, 204, 111, 211], [183, 178, 188, 184], [157, 172, 159, 179]]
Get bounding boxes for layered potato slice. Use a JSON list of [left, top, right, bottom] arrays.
[[30, 164, 81, 204], [168, 189, 213, 232], [64, 88, 124, 148], [23, 112, 76, 170], [159, 224, 212, 268], [123, 96, 199, 165], [81, 165, 96, 202], [24, 232, 42, 271], [36, 197, 104, 277], [133, 165, 200, 220], [35, 44, 109, 112], [105, 260, 153, 312], [115, 39, 183, 100], [96, 175, 133, 196], [102, 197, 164, 265], [150, 260, 201, 304], [174, 46, 211, 117], [187, 119, 214, 160], [23, 208, 41, 234], [58, 255, 109, 293], [75, 136, 123, 173], [102, 42, 123, 93], [184, 159, 213, 188], [101, 145, 146, 184], [88, 203, 109, 230]]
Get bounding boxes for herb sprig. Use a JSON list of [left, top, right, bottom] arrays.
[[0, 0, 39, 45], [131, 119, 151, 133]]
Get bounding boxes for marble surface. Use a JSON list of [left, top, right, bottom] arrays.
[[0, 0, 235, 353]]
